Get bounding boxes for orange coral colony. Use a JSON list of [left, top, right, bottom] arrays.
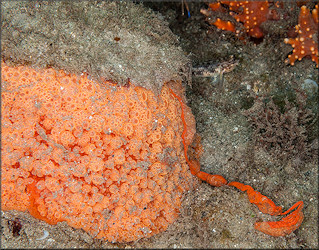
[[1, 62, 197, 242], [284, 5, 319, 67]]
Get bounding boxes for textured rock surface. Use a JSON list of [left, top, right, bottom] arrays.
[[1, 1, 190, 93]]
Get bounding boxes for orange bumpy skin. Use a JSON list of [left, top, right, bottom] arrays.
[[1, 62, 197, 242], [213, 18, 236, 33], [204, 1, 277, 38], [284, 5, 319, 67]]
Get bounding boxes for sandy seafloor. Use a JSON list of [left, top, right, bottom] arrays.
[[1, 2, 318, 249]]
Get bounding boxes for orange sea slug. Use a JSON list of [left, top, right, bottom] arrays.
[[1, 62, 197, 242]]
